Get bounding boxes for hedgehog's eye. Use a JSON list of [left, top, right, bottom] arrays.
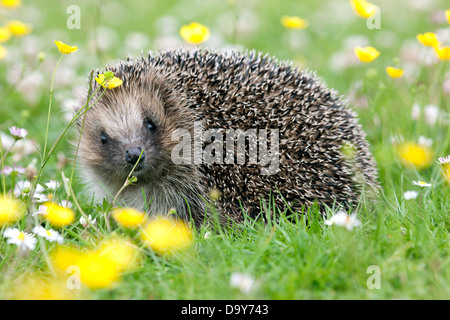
[[144, 118, 156, 132], [100, 132, 108, 144]]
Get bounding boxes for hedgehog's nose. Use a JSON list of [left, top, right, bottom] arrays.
[[125, 146, 145, 165]]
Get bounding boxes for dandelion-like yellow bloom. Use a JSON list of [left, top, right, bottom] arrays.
[[42, 202, 75, 227], [76, 252, 121, 289], [140, 216, 193, 255], [179, 22, 210, 44], [385, 66, 403, 78], [7, 20, 31, 36], [354, 46, 380, 63], [50, 245, 85, 271], [446, 10, 450, 25], [416, 32, 440, 47], [281, 16, 308, 29], [95, 73, 123, 89], [112, 208, 146, 228], [397, 142, 433, 170], [0, 45, 7, 60], [97, 237, 140, 272], [350, 0, 377, 18], [51, 245, 120, 289], [54, 40, 77, 54], [0, 195, 25, 226], [0, 27, 11, 42], [7, 276, 79, 300], [433, 46, 450, 60], [1, 0, 20, 8]]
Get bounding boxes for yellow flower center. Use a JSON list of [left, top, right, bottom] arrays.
[[17, 232, 25, 241]]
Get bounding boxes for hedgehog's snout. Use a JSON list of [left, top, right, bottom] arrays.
[[125, 146, 145, 167]]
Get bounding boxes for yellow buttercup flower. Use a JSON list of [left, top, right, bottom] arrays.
[[7, 275, 80, 300], [354, 46, 380, 63], [140, 216, 193, 255], [433, 46, 450, 60], [97, 237, 140, 272], [51, 245, 121, 289], [0, 195, 25, 226], [76, 252, 120, 289], [7, 20, 31, 36], [50, 245, 84, 271], [385, 66, 403, 78], [112, 207, 146, 228], [350, 0, 377, 18], [42, 202, 75, 227], [0, 27, 11, 42], [445, 10, 450, 25], [1, 0, 20, 8], [179, 22, 210, 44], [54, 40, 77, 54], [281, 16, 308, 29], [416, 32, 440, 47], [397, 142, 432, 170], [95, 73, 123, 89], [0, 45, 7, 60]]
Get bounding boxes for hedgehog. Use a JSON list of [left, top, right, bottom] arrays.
[[74, 48, 378, 226]]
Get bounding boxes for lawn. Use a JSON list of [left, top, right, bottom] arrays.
[[0, 0, 449, 300]]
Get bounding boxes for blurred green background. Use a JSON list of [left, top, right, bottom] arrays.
[[0, 0, 449, 300]]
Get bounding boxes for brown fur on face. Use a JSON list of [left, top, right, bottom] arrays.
[[74, 48, 379, 226], [75, 68, 207, 223]]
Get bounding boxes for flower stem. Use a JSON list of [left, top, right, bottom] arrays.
[[26, 84, 106, 214], [42, 53, 64, 160], [0, 136, 6, 194]]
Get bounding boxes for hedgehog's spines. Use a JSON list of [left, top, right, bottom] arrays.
[[78, 48, 379, 224]]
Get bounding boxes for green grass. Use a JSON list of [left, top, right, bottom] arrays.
[[0, 0, 449, 299]]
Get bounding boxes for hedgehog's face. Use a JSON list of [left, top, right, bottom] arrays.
[[76, 79, 187, 184]]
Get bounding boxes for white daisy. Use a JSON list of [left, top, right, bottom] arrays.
[[8, 126, 28, 140], [32, 204, 48, 217], [3, 228, 37, 252], [32, 226, 63, 243], [45, 180, 59, 191], [437, 155, 450, 166], [424, 104, 439, 126], [325, 210, 362, 231], [403, 191, 418, 200], [59, 200, 73, 208], [412, 180, 431, 188], [14, 180, 47, 201], [418, 136, 433, 147], [1, 166, 26, 176], [79, 215, 96, 228], [230, 272, 256, 294]]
